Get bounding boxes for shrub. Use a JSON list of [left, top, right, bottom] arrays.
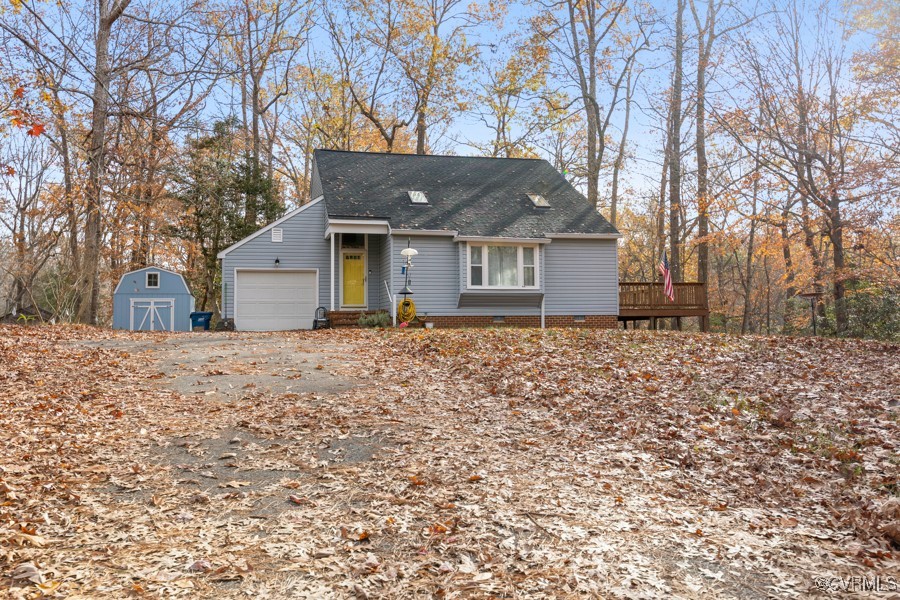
[[358, 311, 391, 328]]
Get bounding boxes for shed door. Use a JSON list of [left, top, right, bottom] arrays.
[[235, 270, 317, 331], [130, 299, 175, 331]]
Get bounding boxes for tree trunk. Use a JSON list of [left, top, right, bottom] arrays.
[[657, 106, 671, 267], [610, 70, 633, 229], [780, 201, 797, 299], [829, 191, 848, 333], [77, 6, 114, 324], [668, 0, 684, 287], [416, 107, 427, 155], [695, 20, 710, 288], [741, 142, 761, 334]]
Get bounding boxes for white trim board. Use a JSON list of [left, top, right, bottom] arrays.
[[465, 242, 540, 291], [454, 235, 552, 244], [325, 219, 390, 238], [217, 196, 324, 258], [546, 232, 621, 239], [391, 229, 458, 237]]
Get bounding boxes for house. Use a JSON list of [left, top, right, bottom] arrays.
[[112, 266, 195, 331], [217, 150, 621, 330]]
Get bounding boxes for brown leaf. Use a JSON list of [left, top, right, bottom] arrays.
[[219, 481, 251, 488]]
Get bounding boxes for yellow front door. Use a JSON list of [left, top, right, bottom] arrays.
[[342, 253, 366, 306]]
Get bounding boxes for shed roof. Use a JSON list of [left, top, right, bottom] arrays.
[[113, 266, 192, 295], [313, 150, 619, 239]]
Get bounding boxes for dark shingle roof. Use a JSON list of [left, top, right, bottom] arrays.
[[314, 150, 618, 238]]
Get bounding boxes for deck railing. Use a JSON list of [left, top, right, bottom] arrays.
[[619, 282, 708, 313]]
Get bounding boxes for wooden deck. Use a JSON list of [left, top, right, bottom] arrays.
[[618, 282, 709, 319]]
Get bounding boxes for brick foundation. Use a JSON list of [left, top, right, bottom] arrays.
[[427, 315, 617, 329]]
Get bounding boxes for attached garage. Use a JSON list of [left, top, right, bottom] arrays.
[[234, 270, 318, 331]]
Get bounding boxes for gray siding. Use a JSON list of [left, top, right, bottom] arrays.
[[394, 236, 617, 317], [367, 235, 383, 309], [543, 239, 618, 315], [112, 268, 195, 331], [392, 235, 460, 315], [221, 200, 330, 318], [379, 235, 393, 310], [392, 235, 539, 317]]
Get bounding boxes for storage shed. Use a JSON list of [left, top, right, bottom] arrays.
[[112, 266, 195, 331]]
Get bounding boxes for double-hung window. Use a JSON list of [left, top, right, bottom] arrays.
[[468, 243, 538, 289]]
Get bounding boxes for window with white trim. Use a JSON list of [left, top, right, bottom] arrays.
[[146, 272, 160, 288], [467, 243, 539, 289]]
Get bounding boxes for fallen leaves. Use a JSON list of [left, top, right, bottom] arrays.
[[218, 480, 251, 489], [1, 325, 897, 598], [10, 562, 43, 584]]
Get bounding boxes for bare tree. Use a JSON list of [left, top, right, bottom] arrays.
[[535, 0, 654, 207]]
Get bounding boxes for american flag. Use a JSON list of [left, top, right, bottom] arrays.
[[659, 252, 675, 302]]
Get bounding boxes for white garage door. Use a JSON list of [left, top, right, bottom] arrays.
[[235, 270, 318, 331]]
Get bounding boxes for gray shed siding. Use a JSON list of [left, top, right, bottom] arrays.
[[112, 267, 195, 331], [543, 239, 618, 315], [221, 200, 331, 318]]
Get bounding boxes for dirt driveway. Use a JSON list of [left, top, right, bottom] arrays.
[[84, 332, 361, 399], [3, 327, 897, 599]]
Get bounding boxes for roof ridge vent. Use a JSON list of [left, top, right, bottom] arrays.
[[528, 193, 550, 208], [408, 190, 429, 204]]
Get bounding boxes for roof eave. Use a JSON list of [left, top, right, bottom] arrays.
[[546, 232, 622, 240]]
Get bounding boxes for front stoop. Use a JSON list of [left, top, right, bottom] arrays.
[[326, 310, 381, 328]]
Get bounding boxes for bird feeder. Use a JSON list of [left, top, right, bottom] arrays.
[[798, 290, 824, 336]]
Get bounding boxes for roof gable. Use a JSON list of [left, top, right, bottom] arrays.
[[313, 150, 618, 239], [113, 266, 191, 295]]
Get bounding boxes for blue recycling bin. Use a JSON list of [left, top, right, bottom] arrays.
[[190, 311, 214, 331]]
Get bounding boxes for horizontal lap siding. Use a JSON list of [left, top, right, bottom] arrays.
[[380, 235, 393, 311], [543, 239, 618, 315], [392, 235, 459, 315], [397, 235, 539, 317], [221, 201, 330, 319], [367, 235, 383, 309]]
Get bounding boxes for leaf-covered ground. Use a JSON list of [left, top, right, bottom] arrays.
[[1, 325, 898, 598]]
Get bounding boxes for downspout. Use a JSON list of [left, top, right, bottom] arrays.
[[541, 296, 545, 329]]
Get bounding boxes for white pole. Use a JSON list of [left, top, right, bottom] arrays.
[[330, 233, 335, 311]]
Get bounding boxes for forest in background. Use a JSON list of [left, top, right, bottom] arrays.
[[0, 0, 897, 339]]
